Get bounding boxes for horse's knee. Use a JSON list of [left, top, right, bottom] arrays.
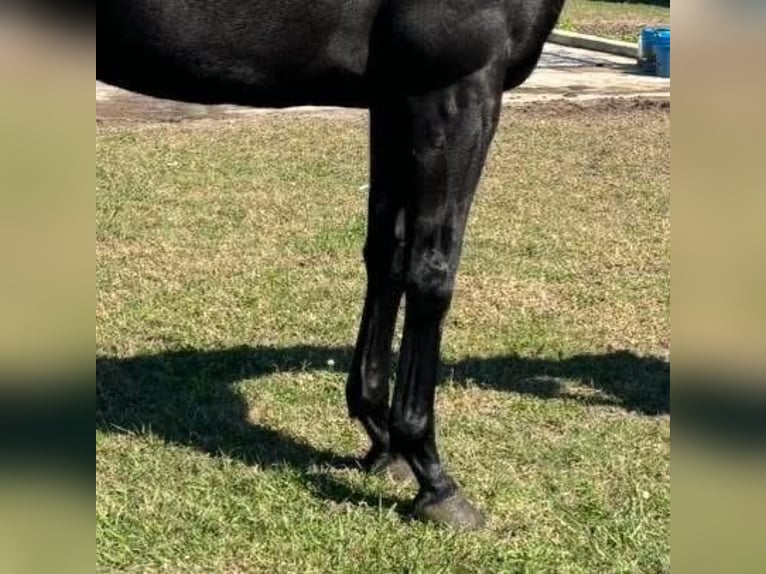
[[347, 361, 388, 417], [406, 247, 455, 317], [360, 369, 387, 407]]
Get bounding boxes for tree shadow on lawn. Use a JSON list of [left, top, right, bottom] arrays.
[[96, 345, 668, 510]]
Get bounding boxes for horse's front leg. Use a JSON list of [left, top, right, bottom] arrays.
[[346, 104, 413, 482], [388, 66, 503, 529]]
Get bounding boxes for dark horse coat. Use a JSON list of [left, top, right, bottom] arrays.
[[98, 0, 567, 529]]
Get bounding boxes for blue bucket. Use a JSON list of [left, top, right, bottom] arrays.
[[654, 28, 670, 78], [638, 27, 657, 72]]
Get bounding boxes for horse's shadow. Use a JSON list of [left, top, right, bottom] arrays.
[[96, 345, 404, 512], [96, 345, 669, 508]]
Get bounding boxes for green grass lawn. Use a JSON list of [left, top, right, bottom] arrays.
[[97, 100, 670, 573], [559, 0, 670, 42]]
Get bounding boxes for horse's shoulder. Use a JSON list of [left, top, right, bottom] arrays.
[[378, 0, 509, 83]]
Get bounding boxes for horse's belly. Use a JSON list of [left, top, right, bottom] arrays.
[[97, 51, 370, 108], [97, 0, 376, 107]]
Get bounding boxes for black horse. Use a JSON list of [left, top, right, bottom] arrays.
[[98, 0, 567, 529]]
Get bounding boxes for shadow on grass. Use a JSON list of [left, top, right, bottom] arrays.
[[96, 345, 668, 508], [96, 345, 404, 513], [445, 350, 669, 415]]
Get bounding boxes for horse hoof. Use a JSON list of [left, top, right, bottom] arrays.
[[363, 451, 416, 484], [416, 492, 485, 530]]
